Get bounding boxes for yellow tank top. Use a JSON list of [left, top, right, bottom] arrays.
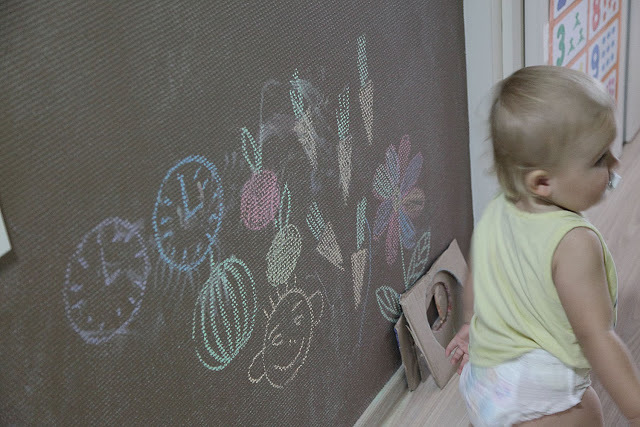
[[469, 193, 618, 369]]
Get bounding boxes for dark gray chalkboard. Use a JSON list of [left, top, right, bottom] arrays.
[[0, 1, 472, 424]]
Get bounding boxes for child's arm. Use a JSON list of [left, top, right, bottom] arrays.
[[446, 260, 473, 373], [554, 227, 640, 423]]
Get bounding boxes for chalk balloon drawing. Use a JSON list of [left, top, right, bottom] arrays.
[[372, 135, 425, 286], [240, 127, 281, 230], [152, 155, 224, 272], [249, 280, 324, 389], [266, 183, 302, 287], [192, 255, 257, 371], [358, 35, 374, 145], [336, 87, 352, 203], [306, 202, 344, 270], [290, 69, 320, 169], [63, 217, 151, 344]]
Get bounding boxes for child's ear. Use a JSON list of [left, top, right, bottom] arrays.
[[524, 170, 552, 198]]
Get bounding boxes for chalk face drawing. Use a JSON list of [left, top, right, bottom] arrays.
[[376, 285, 401, 323], [152, 155, 224, 272], [336, 87, 352, 203], [266, 184, 302, 287], [240, 127, 281, 230], [372, 135, 425, 277], [358, 35, 374, 145], [249, 283, 323, 389], [306, 202, 344, 270], [192, 255, 257, 371], [351, 197, 368, 308], [63, 217, 151, 344], [290, 69, 319, 169]]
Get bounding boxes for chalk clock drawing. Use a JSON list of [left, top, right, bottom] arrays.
[[63, 217, 151, 344], [152, 155, 224, 272], [372, 135, 425, 287], [248, 280, 323, 389]]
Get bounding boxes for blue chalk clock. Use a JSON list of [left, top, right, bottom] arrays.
[[152, 155, 224, 272]]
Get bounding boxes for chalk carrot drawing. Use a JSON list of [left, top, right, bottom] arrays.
[[248, 279, 323, 389], [290, 69, 319, 169], [336, 87, 352, 203], [153, 155, 224, 272], [306, 202, 344, 270], [266, 184, 302, 287], [372, 135, 425, 287], [351, 197, 368, 308], [357, 35, 373, 145], [376, 285, 402, 323], [192, 255, 257, 371], [63, 218, 151, 344], [240, 127, 281, 230]]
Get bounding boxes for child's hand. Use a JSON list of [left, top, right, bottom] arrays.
[[445, 323, 470, 375]]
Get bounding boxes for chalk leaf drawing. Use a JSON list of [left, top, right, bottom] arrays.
[[192, 255, 257, 371], [357, 34, 373, 145], [376, 286, 402, 323], [152, 155, 224, 272], [406, 229, 431, 290], [306, 202, 344, 270], [290, 69, 319, 169], [240, 127, 281, 230], [351, 197, 368, 308], [372, 135, 425, 285], [336, 86, 352, 204], [266, 183, 302, 287], [249, 280, 323, 389], [63, 217, 151, 344]]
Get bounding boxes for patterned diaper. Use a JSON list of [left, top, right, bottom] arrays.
[[459, 349, 591, 426]]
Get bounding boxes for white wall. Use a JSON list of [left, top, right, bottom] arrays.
[[625, 1, 640, 142]]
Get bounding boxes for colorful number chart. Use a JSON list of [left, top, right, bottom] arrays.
[[549, 0, 621, 99]]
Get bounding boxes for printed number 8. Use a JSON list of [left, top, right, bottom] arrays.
[[592, 0, 601, 31], [591, 44, 600, 78], [556, 24, 566, 66]]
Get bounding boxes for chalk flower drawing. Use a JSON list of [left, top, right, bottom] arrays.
[[249, 279, 323, 389], [375, 286, 401, 323], [192, 255, 257, 371], [372, 135, 425, 276]]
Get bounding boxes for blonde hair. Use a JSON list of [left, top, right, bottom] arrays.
[[489, 65, 616, 202]]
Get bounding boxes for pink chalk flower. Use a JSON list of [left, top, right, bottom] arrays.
[[372, 135, 425, 265]]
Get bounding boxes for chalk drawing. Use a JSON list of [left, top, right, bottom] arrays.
[[336, 87, 352, 203], [266, 183, 302, 287], [290, 69, 319, 169], [357, 35, 374, 145], [306, 202, 344, 270], [351, 197, 367, 308], [372, 135, 425, 281], [240, 127, 281, 230], [376, 286, 401, 323], [249, 278, 323, 389], [192, 254, 257, 371], [406, 229, 431, 290], [63, 217, 151, 344], [152, 155, 224, 272]]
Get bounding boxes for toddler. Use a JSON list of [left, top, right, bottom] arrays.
[[445, 66, 640, 425]]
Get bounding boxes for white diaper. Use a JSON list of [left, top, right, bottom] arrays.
[[459, 349, 591, 426]]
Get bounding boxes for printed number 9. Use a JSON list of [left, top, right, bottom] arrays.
[[592, 0, 601, 31], [556, 24, 566, 66], [591, 44, 600, 78]]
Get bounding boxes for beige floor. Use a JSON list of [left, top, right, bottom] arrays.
[[378, 132, 640, 426]]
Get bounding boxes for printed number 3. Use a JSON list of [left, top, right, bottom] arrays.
[[556, 24, 566, 66]]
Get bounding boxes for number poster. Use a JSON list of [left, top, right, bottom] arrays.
[[549, 0, 621, 100]]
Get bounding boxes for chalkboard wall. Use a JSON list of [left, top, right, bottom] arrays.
[[0, 1, 472, 424]]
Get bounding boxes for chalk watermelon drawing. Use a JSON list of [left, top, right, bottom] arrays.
[[239, 127, 281, 231], [63, 217, 151, 344], [376, 285, 402, 323], [152, 155, 224, 272], [372, 135, 425, 286], [357, 35, 373, 145], [192, 255, 257, 371], [248, 279, 323, 389], [266, 183, 302, 287], [336, 87, 352, 203], [351, 197, 368, 308], [290, 69, 320, 169], [306, 202, 344, 270]]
